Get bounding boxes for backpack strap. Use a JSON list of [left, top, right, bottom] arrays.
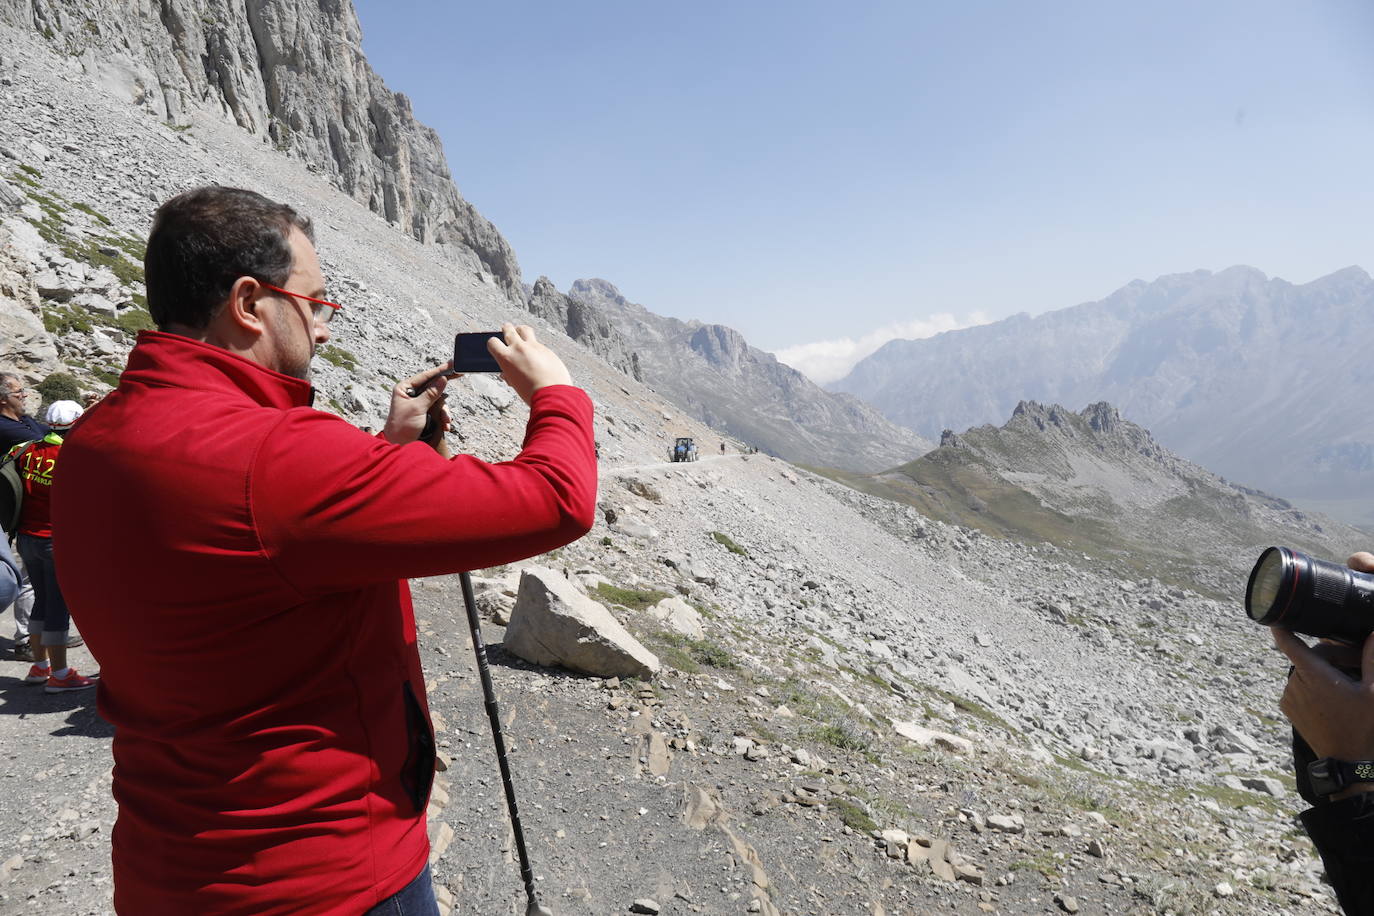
[[0, 438, 39, 539]]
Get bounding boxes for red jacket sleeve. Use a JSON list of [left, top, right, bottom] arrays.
[[250, 384, 596, 597]]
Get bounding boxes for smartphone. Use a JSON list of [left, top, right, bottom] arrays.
[[454, 331, 504, 373]]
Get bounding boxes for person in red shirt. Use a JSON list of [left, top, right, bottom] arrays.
[[52, 187, 598, 915], [12, 399, 95, 692]]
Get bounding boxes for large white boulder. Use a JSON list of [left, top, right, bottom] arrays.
[[892, 720, 973, 753], [504, 567, 660, 679], [646, 596, 705, 640]]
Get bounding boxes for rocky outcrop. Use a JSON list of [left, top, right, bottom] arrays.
[[866, 401, 1364, 595], [503, 567, 661, 679], [567, 278, 931, 472], [526, 276, 641, 380], [0, 180, 58, 377], [0, 0, 523, 298]]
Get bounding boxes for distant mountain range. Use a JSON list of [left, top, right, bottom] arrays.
[[565, 279, 931, 472], [823, 400, 1364, 596], [830, 266, 1374, 524]]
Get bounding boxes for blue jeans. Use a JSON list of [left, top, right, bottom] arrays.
[[15, 534, 68, 646], [363, 864, 440, 916]]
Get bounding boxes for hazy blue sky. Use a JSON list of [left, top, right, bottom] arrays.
[[353, 0, 1374, 382]]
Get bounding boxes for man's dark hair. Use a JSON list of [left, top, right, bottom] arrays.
[[144, 187, 314, 330]]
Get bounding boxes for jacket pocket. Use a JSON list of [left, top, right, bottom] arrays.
[[399, 680, 436, 814]]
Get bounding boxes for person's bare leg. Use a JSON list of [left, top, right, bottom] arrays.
[[47, 645, 65, 671], [29, 633, 47, 665]]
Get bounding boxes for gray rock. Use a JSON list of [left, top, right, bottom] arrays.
[[986, 814, 1024, 834], [503, 567, 660, 679], [0, 176, 22, 210], [646, 596, 705, 640], [1239, 776, 1285, 797]]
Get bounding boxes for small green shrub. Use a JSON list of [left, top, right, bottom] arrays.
[[36, 371, 82, 405], [828, 798, 877, 834], [711, 531, 748, 556], [649, 630, 737, 670], [17, 164, 41, 178], [805, 721, 872, 752]]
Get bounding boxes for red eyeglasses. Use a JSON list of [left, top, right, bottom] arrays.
[[259, 283, 342, 325]]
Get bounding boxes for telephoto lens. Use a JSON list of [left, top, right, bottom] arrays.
[[1246, 546, 1374, 642]]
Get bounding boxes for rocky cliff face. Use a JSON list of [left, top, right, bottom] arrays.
[[0, 0, 523, 299], [526, 276, 641, 381], [568, 278, 931, 472], [831, 265, 1374, 519], [848, 399, 1363, 596]]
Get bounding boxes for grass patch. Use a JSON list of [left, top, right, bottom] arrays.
[[18, 163, 41, 178], [41, 304, 94, 336], [922, 685, 1019, 734], [115, 307, 155, 335], [828, 798, 877, 834], [593, 582, 670, 611], [711, 531, 748, 556], [71, 200, 112, 226], [647, 630, 737, 671], [318, 345, 358, 372], [841, 664, 894, 694], [1171, 781, 1283, 814], [1052, 753, 1093, 773], [804, 720, 872, 752], [60, 236, 143, 288], [1010, 849, 1062, 881]]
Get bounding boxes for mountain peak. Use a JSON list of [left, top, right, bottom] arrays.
[[569, 278, 628, 307]]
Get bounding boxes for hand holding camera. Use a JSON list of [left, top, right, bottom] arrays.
[[487, 323, 573, 405], [384, 363, 452, 447], [384, 324, 573, 448], [1252, 548, 1374, 801]]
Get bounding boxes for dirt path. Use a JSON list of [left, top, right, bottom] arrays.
[[602, 454, 742, 476]]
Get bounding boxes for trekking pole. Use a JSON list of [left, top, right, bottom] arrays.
[[459, 571, 553, 916]]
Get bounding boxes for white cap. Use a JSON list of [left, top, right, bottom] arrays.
[[45, 400, 83, 429]]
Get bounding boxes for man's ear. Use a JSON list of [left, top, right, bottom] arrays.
[[219, 276, 269, 338]]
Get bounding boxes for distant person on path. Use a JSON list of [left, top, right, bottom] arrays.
[[12, 400, 95, 692], [720, 441, 725, 455], [53, 187, 598, 915], [0, 371, 43, 661], [1272, 551, 1374, 916]]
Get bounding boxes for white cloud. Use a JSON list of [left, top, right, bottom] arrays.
[[772, 312, 992, 385]]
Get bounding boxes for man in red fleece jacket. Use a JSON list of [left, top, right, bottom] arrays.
[[52, 187, 598, 915]]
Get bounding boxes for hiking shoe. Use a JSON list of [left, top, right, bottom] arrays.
[[11, 642, 33, 662], [65, 634, 83, 649], [23, 664, 50, 685], [45, 668, 96, 693]]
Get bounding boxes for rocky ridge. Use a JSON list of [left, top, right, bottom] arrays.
[[568, 278, 932, 473], [830, 399, 1364, 597], [0, 0, 524, 299], [830, 265, 1374, 523], [527, 275, 643, 382], [0, 16, 1341, 916]]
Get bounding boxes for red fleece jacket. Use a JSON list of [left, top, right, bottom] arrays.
[[52, 331, 597, 915]]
